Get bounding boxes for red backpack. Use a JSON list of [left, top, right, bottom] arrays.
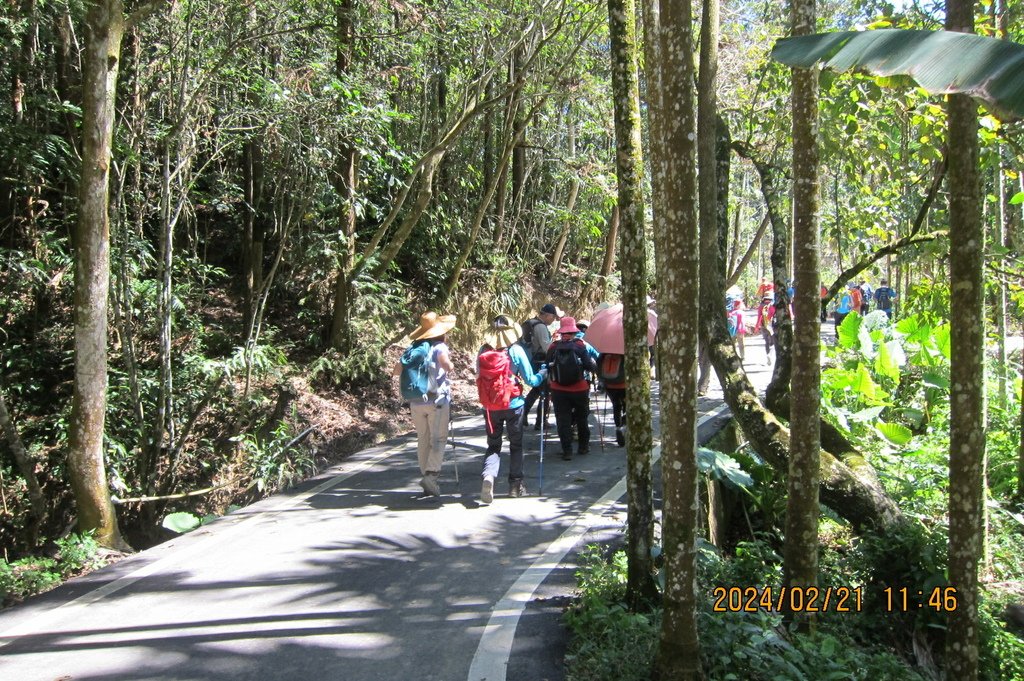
[[477, 349, 521, 411], [597, 353, 625, 383]]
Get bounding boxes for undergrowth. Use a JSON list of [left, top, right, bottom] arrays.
[[0, 533, 106, 607]]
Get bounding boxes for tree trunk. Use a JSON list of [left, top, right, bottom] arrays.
[[329, 0, 359, 351], [0, 381, 45, 542], [443, 99, 533, 301], [945, 1, 985, 677], [69, 0, 128, 551], [783, 0, 820, 628], [1018, 362, 1024, 502], [729, 142, 791, 407], [726, 214, 769, 287], [695, 0, 718, 400], [650, 0, 703, 676], [549, 111, 580, 278], [608, 0, 657, 610]]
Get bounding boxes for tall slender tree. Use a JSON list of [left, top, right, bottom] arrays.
[[695, 0, 718, 397], [945, 0, 985, 677], [651, 0, 702, 675], [607, 0, 657, 608], [69, 0, 159, 550], [783, 0, 821, 628]]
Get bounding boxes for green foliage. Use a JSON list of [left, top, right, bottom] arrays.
[[563, 547, 658, 681], [979, 596, 1024, 681], [238, 419, 315, 494], [822, 312, 950, 445], [0, 534, 105, 605], [697, 446, 754, 489], [309, 347, 387, 389]]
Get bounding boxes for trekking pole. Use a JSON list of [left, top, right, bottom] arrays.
[[447, 410, 460, 484], [592, 392, 605, 454], [538, 386, 547, 495]]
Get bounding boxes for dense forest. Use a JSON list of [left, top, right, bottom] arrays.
[[1, 0, 1023, 678]]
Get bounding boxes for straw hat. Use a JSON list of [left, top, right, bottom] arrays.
[[408, 312, 457, 341], [484, 316, 523, 350], [556, 316, 580, 336]]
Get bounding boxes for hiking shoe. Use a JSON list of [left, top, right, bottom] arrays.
[[561, 451, 572, 461], [578, 448, 590, 456], [510, 480, 527, 497], [481, 476, 494, 504], [421, 474, 440, 497], [615, 428, 625, 447]]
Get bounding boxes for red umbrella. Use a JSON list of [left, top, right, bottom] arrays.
[[583, 303, 658, 354]]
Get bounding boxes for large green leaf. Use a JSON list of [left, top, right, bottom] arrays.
[[852, 364, 888, 403], [874, 340, 900, 383], [876, 421, 913, 446], [837, 311, 862, 348], [771, 29, 1024, 121], [697, 447, 754, 489], [932, 324, 952, 361], [162, 512, 201, 534]]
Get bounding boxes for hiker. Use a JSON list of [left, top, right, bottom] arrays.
[[545, 317, 598, 461], [834, 283, 856, 329], [819, 284, 829, 322], [874, 279, 897, 319], [755, 276, 774, 300], [848, 281, 863, 318], [475, 316, 547, 503], [596, 352, 627, 447], [521, 303, 559, 429], [859, 279, 873, 314], [393, 311, 456, 497], [727, 295, 746, 361], [752, 296, 775, 364]]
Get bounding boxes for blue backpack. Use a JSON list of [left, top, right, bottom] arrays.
[[399, 341, 432, 402], [727, 309, 740, 337]]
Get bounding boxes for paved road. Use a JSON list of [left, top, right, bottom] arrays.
[[0, 352, 773, 681]]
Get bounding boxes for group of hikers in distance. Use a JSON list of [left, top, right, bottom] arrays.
[[726, 276, 899, 365], [392, 302, 643, 504]]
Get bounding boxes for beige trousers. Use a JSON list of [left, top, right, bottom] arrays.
[[409, 402, 450, 475]]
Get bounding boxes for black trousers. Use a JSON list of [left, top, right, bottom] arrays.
[[552, 390, 590, 456], [606, 387, 625, 428]]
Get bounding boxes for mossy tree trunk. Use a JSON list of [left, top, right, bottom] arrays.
[[69, 0, 132, 551], [945, 0, 985, 677], [329, 0, 360, 351], [607, 0, 657, 610], [695, 0, 718, 399], [783, 0, 821, 629], [650, 0, 703, 676]]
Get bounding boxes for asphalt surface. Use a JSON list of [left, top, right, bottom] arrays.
[[0, 351, 774, 681]]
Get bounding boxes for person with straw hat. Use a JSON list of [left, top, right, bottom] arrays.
[[392, 311, 457, 497], [475, 315, 547, 502]]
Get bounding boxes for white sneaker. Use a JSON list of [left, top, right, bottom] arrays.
[[421, 474, 440, 497], [480, 476, 494, 504]]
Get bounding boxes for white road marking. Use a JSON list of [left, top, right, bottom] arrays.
[[466, 404, 730, 681]]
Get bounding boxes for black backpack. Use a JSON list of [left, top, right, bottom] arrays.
[[875, 287, 892, 309], [551, 343, 584, 385]]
